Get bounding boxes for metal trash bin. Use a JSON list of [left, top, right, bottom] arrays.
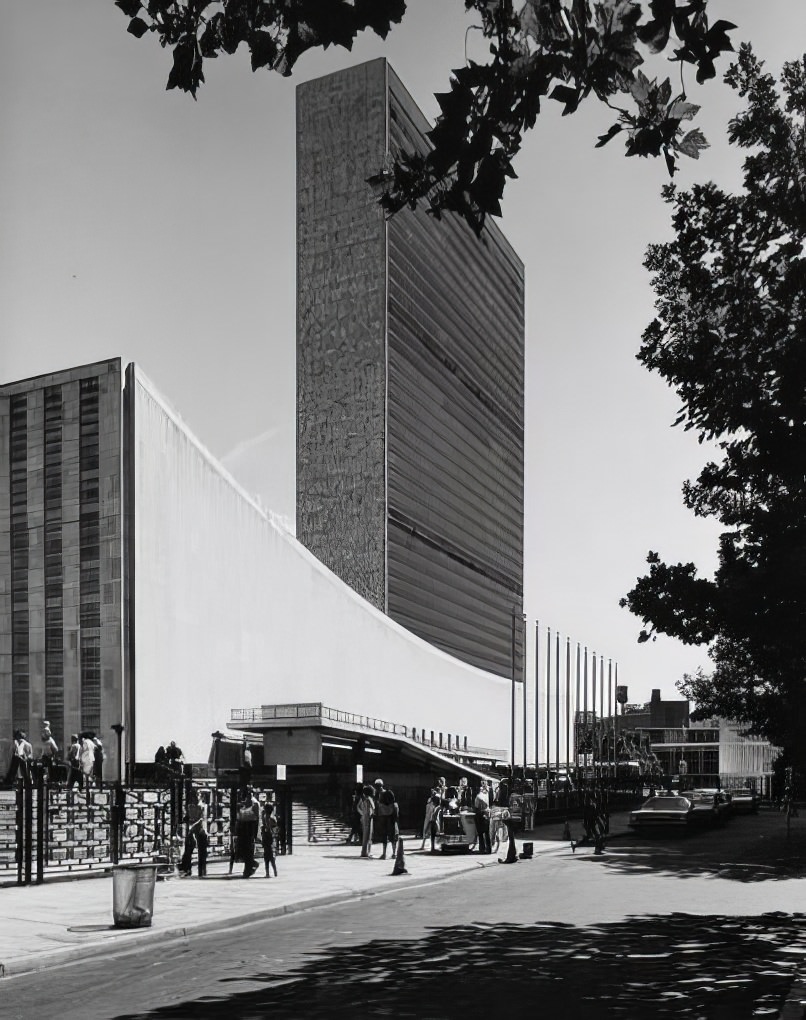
[[112, 864, 158, 928]]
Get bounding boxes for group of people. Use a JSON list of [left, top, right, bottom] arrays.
[[346, 779, 400, 860], [420, 776, 496, 854], [154, 741, 185, 777], [4, 725, 104, 790], [177, 785, 282, 881]]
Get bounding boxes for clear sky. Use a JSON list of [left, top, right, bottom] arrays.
[[2, 2, 804, 715]]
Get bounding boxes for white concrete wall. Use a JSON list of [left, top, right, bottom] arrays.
[[131, 367, 510, 764]]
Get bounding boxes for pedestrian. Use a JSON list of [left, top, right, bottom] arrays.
[[4, 730, 33, 785], [358, 784, 375, 858], [165, 740, 184, 773], [261, 801, 279, 878], [67, 734, 82, 790], [374, 779, 398, 860], [78, 733, 95, 789], [240, 737, 253, 793], [345, 782, 363, 845], [39, 722, 59, 783], [474, 783, 491, 854], [91, 733, 105, 787], [179, 787, 208, 877], [420, 791, 437, 850], [234, 788, 260, 878], [458, 777, 473, 809]]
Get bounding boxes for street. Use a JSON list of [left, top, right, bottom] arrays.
[[4, 809, 806, 1019]]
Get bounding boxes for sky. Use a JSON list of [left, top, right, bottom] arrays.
[[2, 1, 804, 715]]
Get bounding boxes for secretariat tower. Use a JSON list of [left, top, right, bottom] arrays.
[[296, 59, 525, 678]]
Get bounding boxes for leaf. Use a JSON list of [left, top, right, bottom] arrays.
[[668, 99, 699, 122], [115, 0, 142, 17], [596, 123, 622, 147], [550, 84, 580, 115], [127, 16, 149, 39], [249, 30, 277, 71], [166, 36, 204, 96], [635, 0, 675, 52], [678, 127, 709, 158]]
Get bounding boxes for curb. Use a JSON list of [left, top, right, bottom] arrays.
[[0, 855, 494, 981]]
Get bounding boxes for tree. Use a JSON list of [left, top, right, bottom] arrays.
[[115, 0, 737, 234], [620, 45, 806, 765]]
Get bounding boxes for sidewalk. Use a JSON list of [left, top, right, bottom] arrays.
[[0, 835, 564, 980]]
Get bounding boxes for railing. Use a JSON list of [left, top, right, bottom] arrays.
[[229, 703, 493, 759], [230, 703, 411, 737]]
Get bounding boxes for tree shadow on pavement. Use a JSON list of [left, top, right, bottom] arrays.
[[114, 911, 806, 1019], [586, 818, 806, 882]]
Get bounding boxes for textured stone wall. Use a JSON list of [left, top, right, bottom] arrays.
[[296, 59, 389, 610]]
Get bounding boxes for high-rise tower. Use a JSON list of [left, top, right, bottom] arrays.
[[297, 59, 525, 677]]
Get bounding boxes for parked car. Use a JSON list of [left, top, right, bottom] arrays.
[[691, 788, 733, 820], [725, 787, 760, 814], [687, 789, 727, 825], [628, 794, 694, 830]]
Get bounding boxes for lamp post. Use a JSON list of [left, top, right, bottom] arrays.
[[111, 723, 124, 786]]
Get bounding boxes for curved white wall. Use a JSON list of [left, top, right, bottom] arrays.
[[132, 367, 510, 764]]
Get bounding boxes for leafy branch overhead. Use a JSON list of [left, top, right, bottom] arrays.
[[115, 0, 736, 234], [620, 47, 806, 760]]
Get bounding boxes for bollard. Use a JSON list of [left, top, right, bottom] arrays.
[[392, 838, 408, 876]]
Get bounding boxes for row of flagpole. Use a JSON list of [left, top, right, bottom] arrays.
[[510, 615, 622, 776]]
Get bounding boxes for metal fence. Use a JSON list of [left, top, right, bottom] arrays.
[[5, 771, 294, 886]]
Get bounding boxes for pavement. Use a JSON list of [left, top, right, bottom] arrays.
[[0, 831, 570, 981]]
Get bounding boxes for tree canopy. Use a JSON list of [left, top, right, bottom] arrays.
[[620, 45, 806, 762], [115, 0, 737, 234]]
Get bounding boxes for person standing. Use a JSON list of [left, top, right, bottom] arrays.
[[179, 788, 208, 877], [261, 801, 279, 878], [78, 733, 95, 789], [4, 730, 33, 785], [374, 780, 398, 860], [358, 785, 375, 858], [67, 734, 82, 790], [165, 740, 184, 773], [345, 782, 363, 845], [39, 722, 59, 783], [474, 783, 491, 855]]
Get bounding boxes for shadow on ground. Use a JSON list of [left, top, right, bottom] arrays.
[[114, 912, 806, 1019], [587, 814, 806, 883]]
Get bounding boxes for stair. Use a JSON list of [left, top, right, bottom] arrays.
[[292, 793, 352, 845]]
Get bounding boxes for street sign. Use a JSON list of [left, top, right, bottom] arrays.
[[276, 764, 286, 781], [356, 764, 363, 783]]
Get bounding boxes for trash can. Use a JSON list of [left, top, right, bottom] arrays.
[[112, 864, 158, 928]]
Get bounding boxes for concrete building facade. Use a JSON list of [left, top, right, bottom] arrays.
[[296, 59, 526, 679], [0, 359, 123, 774]]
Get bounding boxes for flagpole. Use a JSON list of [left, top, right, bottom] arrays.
[[565, 636, 571, 785], [608, 658, 613, 783], [575, 642, 581, 787], [555, 629, 560, 793], [592, 652, 597, 781], [535, 620, 540, 796], [546, 626, 551, 809], [523, 615, 528, 782], [583, 646, 588, 786], [510, 610, 516, 776]]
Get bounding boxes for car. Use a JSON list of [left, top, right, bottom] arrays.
[[687, 789, 725, 825], [725, 787, 760, 814], [628, 794, 694, 830], [691, 788, 733, 820]]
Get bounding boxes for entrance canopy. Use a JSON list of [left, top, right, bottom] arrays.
[[229, 703, 504, 783]]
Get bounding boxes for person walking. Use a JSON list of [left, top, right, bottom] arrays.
[[474, 783, 492, 855], [358, 785, 375, 858], [179, 788, 209, 877], [261, 801, 279, 878], [235, 789, 260, 878]]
